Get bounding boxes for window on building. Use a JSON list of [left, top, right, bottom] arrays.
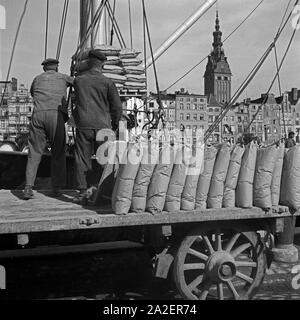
[[217, 76, 222, 80], [193, 125, 197, 133], [238, 125, 242, 133], [187, 103, 191, 109], [209, 108, 213, 112], [200, 114, 204, 121], [273, 120, 276, 125], [208, 115, 213, 123], [180, 113, 184, 120], [199, 104, 204, 110], [238, 116, 241, 123], [186, 113, 190, 120], [258, 125, 262, 132], [179, 103, 184, 109], [149, 102, 154, 108], [224, 76, 228, 80], [193, 114, 197, 121], [200, 98, 204, 102], [251, 126, 256, 132], [274, 128, 277, 134]]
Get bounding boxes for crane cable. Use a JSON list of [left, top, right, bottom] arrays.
[[56, 0, 69, 60], [128, 0, 133, 48], [204, 0, 299, 141], [44, 0, 49, 60], [0, 0, 29, 109], [245, 7, 300, 133], [109, 0, 116, 45], [164, 0, 265, 92], [142, 0, 165, 129], [106, 1, 126, 48]]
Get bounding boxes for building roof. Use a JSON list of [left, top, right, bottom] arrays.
[[250, 93, 277, 105]]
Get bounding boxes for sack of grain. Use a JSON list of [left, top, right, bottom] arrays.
[[124, 82, 146, 90], [235, 141, 258, 208], [94, 44, 121, 56], [279, 145, 300, 210], [131, 141, 159, 213], [181, 143, 205, 210], [164, 146, 190, 212], [126, 74, 146, 83], [271, 142, 285, 206], [119, 48, 141, 59], [104, 56, 121, 65], [195, 145, 218, 209], [103, 64, 124, 75], [253, 145, 278, 210], [146, 144, 175, 214], [207, 144, 231, 209], [103, 73, 127, 84], [223, 144, 245, 208], [123, 65, 145, 75], [120, 58, 142, 67], [111, 143, 142, 215]]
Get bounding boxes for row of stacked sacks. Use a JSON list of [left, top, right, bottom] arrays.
[[111, 140, 300, 215], [73, 45, 146, 91]]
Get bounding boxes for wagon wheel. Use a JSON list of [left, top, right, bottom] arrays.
[[173, 223, 266, 300]]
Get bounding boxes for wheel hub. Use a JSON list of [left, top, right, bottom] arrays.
[[206, 251, 236, 282]]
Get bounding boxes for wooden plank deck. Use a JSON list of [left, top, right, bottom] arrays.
[[0, 190, 297, 235]]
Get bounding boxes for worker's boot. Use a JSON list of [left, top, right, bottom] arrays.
[[23, 186, 34, 200], [73, 189, 88, 205]]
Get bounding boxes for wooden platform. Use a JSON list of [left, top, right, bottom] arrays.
[[0, 190, 297, 235]]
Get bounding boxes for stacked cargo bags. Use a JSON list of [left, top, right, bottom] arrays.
[[181, 143, 205, 210], [280, 145, 300, 211], [253, 145, 278, 210], [207, 144, 231, 209], [131, 142, 159, 213], [223, 144, 245, 208], [164, 146, 189, 212], [146, 144, 175, 214], [235, 141, 258, 208], [195, 145, 218, 209], [73, 45, 146, 91], [271, 142, 285, 206]]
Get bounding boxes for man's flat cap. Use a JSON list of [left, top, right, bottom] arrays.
[[41, 58, 59, 66], [89, 49, 107, 61]]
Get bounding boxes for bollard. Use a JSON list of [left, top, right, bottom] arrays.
[[273, 216, 298, 263]]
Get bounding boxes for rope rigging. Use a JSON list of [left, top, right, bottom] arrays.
[[0, 0, 29, 109], [245, 7, 300, 133], [142, 0, 165, 130], [128, 0, 133, 48], [56, 0, 69, 60], [164, 0, 265, 92], [109, 0, 116, 45], [204, 0, 299, 142], [44, 0, 49, 60]]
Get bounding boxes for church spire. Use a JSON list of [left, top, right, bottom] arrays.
[[212, 10, 223, 59]]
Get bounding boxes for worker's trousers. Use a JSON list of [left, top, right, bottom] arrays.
[[74, 129, 103, 190], [25, 110, 66, 188]]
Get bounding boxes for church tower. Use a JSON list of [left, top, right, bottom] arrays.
[[204, 11, 232, 104]]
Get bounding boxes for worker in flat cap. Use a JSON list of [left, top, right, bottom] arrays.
[[72, 48, 122, 204], [23, 58, 74, 200]]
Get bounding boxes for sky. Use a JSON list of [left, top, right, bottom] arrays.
[[0, 0, 299, 100]]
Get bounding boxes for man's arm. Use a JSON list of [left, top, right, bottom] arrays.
[[63, 74, 74, 87], [30, 78, 36, 97], [107, 81, 122, 131]]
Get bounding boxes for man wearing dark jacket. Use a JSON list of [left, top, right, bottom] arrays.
[[23, 58, 73, 200], [72, 49, 122, 203]]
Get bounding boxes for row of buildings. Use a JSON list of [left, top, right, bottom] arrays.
[[0, 12, 299, 146]]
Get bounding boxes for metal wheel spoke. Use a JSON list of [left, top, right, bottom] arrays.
[[188, 248, 209, 261], [215, 230, 222, 251], [227, 280, 240, 300], [188, 274, 204, 290], [225, 233, 240, 252], [236, 271, 254, 284], [217, 283, 224, 300], [231, 243, 251, 258], [183, 263, 205, 271], [235, 261, 257, 268], [196, 278, 212, 300], [203, 235, 215, 254]]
